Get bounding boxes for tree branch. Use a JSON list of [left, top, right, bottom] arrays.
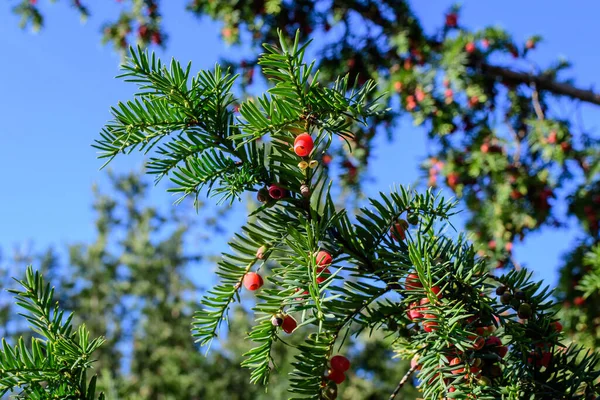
[[481, 63, 600, 106], [389, 364, 417, 400]]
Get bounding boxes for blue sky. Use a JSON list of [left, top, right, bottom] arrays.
[[1, 1, 600, 288]]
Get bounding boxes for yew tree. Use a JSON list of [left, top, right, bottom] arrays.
[[11, 0, 600, 348], [4, 31, 594, 399]]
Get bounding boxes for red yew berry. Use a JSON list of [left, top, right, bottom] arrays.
[[317, 268, 331, 284], [326, 369, 346, 384], [488, 240, 497, 250], [423, 314, 438, 332], [444, 88, 454, 99], [465, 42, 476, 54], [450, 357, 464, 374], [526, 39, 536, 50], [496, 346, 509, 358], [407, 302, 423, 320], [415, 88, 426, 102], [268, 184, 286, 200], [574, 296, 585, 306], [480, 143, 490, 153], [472, 336, 485, 350], [482, 38, 490, 49], [486, 336, 502, 347], [293, 133, 314, 157], [330, 355, 351, 372], [505, 242, 513, 252], [151, 32, 162, 45], [447, 172, 459, 189], [390, 219, 409, 241], [316, 251, 333, 267], [431, 285, 443, 298], [404, 273, 423, 291], [552, 321, 563, 333], [322, 154, 332, 165], [445, 13, 458, 28], [394, 81, 403, 93], [468, 95, 479, 107], [243, 272, 264, 291], [548, 130, 558, 144], [282, 315, 297, 334]]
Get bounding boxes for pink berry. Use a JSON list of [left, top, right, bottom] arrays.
[[243, 272, 263, 291]]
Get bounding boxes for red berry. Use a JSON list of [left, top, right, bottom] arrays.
[[450, 357, 464, 375], [404, 273, 422, 291], [293, 133, 314, 157], [526, 39, 535, 50], [268, 184, 286, 200], [423, 314, 438, 332], [330, 355, 351, 372], [446, 172, 459, 189], [482, 38, 490, 49], [415, 88, 426, 102], [316, 251, 333, 267], [552, 321, 563, 333], [431, 286, 443, 298], [327, 369, 346, 384], [407, 302, 423, 321], [282, 315, 297, 334], [486, 336, 502, 347], [505, 242, 514, 252], [316, 268, 331, 284], [445, 13, 458, 28], [243, 272, 263, 291], [574, 296, 585, 306], [548, 130, 558, 144], [394, 81, 403, 93], [496, 346, 509, 358], [465, 42, 476, 54], [391, 220, 409, 241], [472, 336, 485, 350]]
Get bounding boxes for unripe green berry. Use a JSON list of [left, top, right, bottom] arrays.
[[518, 303, 532, 319], [407, 212, 419, 225], [501, 292, 513, 305]]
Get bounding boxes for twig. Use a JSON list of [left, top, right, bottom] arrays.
[[389, 364, 417, 400], [531, 84, 545, 120]]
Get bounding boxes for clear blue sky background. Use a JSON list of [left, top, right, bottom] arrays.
[[1, 1, 600, 289]]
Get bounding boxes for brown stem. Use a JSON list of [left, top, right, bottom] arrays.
[[389, 364, 417, 400]]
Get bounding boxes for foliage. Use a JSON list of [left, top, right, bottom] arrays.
[[0, 266, 105, 399], [12, 0, 600, 349], [91, 32, 600, 398]]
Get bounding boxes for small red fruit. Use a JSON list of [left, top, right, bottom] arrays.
[[316, 268, 331, 284], [282, 315, 297, 334], [423, 314, 438, 332], [526, 39, 535, 50], [552, 321, 563, 333], [548, 130, 558, 144], [481, 38, 490, 49], [407, 302, 423, 321], [450, 357, 464, 375], [431, 285, 442, 298], [505, 242, 513, 252], [330, 355, 351, 372], [316, 251, 333, 267], [404, 273, 423, 291], [574, 296, 585, 306], [293, 133, 314, 157], [447, 172, 459, 189], [391, 220, 409, 241], [268, 184, 286, 199], [445, 13, 458, 28], [465, 42, 476, 54], [327, 369, 346, 384], [243, 272, 264, 291], [394, 81, 403, 93], [472, 336, 485, 350], [415, 88, 426, 102]]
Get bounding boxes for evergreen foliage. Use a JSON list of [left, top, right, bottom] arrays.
[[88, 32, 600, 398]]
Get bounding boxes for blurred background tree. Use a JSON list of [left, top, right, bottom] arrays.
[[0, 171, 419, 398]]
